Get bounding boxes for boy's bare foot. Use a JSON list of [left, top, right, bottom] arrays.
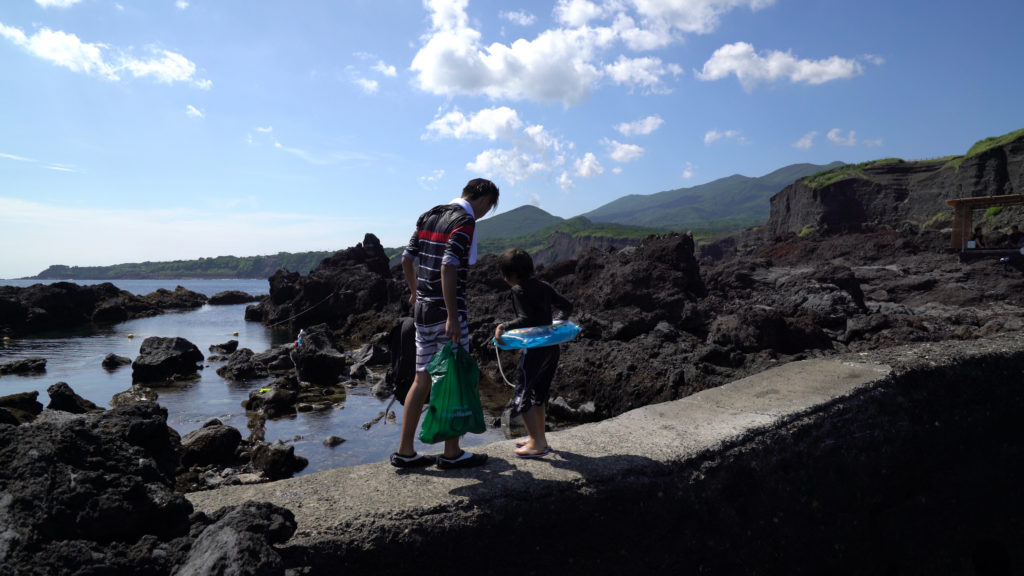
[[514, 445, 552, 459]]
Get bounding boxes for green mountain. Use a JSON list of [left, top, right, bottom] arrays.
[[476, 204, 566, 240], [581, 162, 844, 231], [478, 215, 658, 257]]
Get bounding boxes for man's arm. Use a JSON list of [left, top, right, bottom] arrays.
[[402, 256, 417, 309], [440, 263, 461, 344]]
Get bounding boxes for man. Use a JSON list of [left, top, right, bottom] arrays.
[[1007, 225, 1024, 248], [391, 178, 499, 470]]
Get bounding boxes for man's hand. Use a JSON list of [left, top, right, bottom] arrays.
[[446, 316, 461, 345], [493, 323, 505, 345]]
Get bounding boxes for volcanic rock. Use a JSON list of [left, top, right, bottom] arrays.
[[132, 336, 205, 384]]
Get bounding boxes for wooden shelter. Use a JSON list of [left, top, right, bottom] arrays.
[[946, 194, 1024, 250]]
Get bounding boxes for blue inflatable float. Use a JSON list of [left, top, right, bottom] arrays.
[[493, 320, 580, 350]]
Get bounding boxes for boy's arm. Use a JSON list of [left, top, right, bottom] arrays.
[[550, 284, 573, 321]]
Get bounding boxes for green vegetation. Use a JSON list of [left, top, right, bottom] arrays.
[[34, 251, 335, 280], [805, 158, 904, 189], [985, 206, 1005, 218], [798, 225, 816, 238], [478, 216, 660, 256], [923, 211, 953, 229], [945, 128, 1024, 171]]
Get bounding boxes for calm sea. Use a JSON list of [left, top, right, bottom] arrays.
[[0, 278, 507, 475]]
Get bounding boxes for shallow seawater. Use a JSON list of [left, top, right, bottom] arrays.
[[0, 279, 509, 474]]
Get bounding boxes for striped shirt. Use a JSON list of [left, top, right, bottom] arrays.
[[402, 203, 475, 326]]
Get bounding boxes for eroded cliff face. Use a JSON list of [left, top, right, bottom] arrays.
[[766, 131, 1024, 237]]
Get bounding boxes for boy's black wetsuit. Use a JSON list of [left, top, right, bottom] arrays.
[[502, 277, 573, 417]]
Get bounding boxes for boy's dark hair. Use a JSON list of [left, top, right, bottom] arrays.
[[498, 247, 534, 280], [462, 178, 500, 209]]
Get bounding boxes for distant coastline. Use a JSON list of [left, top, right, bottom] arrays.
[[28, 251, 337, 281]]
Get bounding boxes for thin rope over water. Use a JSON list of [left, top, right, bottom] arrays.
[[265, 289, 340, 329]]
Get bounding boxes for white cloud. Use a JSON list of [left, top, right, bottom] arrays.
[[424, 106, 523, 140], [704, 129, 743, 145], [0, 152, 35, 162], [354, 77, 379, 93], [175, 1, 189, 10], [557, 171, 574, 191], [574, 152, 603, 178], [864, 138, 884, 148], [372, 60, 397, 77], [827, 128, 856, 146], [185, 105, 204, 118], [0, 23, 211, 88], [272, 140, 373, 166], [696, 42, 862, 90], [411, 2, 609, 105], [682, 162, 696, 179], [631, 0, 775, 35], [603, 138, 644, 163], [467, 148, 547, 185], [256, 126, 273, 133], [793, 131, 817, 149], [418, 169, 446, 190], [615, 115, 663, 136], [35, 0, 82, 7], [554, 0, 606, 27], [500, 10, 536, 26], [604, 55, 671, 92], [413, 0, 775, 106]]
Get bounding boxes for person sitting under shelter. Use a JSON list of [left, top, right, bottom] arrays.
[[1006, 225, 1024, 248], [970, 226, 987, 249]]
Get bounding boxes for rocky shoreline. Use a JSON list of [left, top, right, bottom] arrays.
[[2, 131, 1023, 573]]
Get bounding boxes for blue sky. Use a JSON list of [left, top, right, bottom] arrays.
[[2, 0, 1022, 278]]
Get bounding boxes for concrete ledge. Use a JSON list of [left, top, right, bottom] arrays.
[[187, 334, 1024, 574]]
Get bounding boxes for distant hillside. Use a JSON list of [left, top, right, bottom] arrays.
[[582, 162, 844, 231], [478, 215, 663, 262], [476, 204, 565, 240], [33, 251, 335, 280]]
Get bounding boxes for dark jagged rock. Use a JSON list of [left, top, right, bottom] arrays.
[[0, 282, 210, 337], [0, 357, 46, 375], [0, 394, 300, 575], [111, 384, 159, 406], [246, 233, 400, 341], [0, 390, 44, 424], [137, 285, 208, 310], [291, 323, 347, 385], [180, 421, 243, 467], [132, 336, 204, 384], [208, 290, 262, 305], [250, 440, 308, 480], [175, 501, 296, 575], [47, 381, 104, 414], [215, 348, 269, 382], [209, 339, 239, 354], [102, 352, 132, 370]]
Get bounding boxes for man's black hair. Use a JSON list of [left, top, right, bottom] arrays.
[[497, 247, 534, 280], [462, 178, 500, 209]]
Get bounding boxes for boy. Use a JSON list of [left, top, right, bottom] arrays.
[[493, 248, 573, 458]]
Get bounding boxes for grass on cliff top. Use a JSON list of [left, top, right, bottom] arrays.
[[805, 158, 904, 189], [804, 127, 1024, 186], [945, 127, 1024, 171]]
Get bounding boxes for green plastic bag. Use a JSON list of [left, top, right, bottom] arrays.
[[418, 342, 486, 444]]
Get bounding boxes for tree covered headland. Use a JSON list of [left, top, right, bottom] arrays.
[[33, 251, 336, 280]]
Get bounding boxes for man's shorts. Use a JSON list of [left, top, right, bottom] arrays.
[[414, 318, 470, 372]]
